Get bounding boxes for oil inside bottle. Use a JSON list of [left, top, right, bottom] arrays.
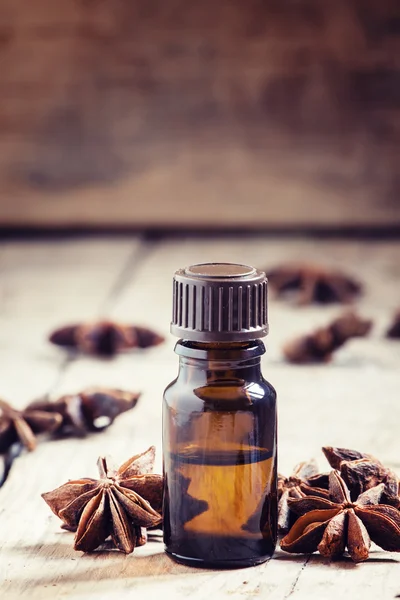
[[164, 440, 276, 566]]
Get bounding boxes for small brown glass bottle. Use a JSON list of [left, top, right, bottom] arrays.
[[163, 263, 277, 568]]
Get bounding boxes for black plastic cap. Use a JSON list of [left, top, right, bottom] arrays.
[[171, 263, 268, 341]]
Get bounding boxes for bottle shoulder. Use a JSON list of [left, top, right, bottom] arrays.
[[163, 376, 276, 412]]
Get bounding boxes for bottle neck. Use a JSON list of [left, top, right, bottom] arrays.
[[175, 339, 265, 385]]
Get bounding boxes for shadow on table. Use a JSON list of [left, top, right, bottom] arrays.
[[6, 540, 398, 598], [6, 540, 206, 583], [275, 550, 399, 568]]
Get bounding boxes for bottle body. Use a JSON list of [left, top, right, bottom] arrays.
[[163, 341, 277, 568]]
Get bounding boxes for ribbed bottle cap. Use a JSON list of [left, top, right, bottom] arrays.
[[171, 262, 268, 341]]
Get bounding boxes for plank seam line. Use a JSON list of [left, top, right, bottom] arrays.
[[283, 555, 311, 599], [45, 238, 150, 393], [0, 236, 154, 489], [50, 236, 156, 395], [98, 234, 155, 314]]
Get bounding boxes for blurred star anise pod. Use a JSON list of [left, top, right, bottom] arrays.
[[323, 446, 400, 508], [386, 309, 400, 339], [281, 471, 400, 562], [266, 263, 362, 305], [0, 398, 62, 453], [0, 444, 22, 486], [278, 460, 330, 532], [283, 312, 372, 364], [27, 387, 140, 436], [49, 320, 164, 357], [42, 446, 163, 553]]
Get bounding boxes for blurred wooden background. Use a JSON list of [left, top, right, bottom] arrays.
[[0, 0, 399, 229]]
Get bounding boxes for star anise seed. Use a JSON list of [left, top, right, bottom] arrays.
[[278, 459, 330, 532], [0, 398, 62, 453], [283, 312, 372, 364], [42, 446, 163, 553], [281, 471, 400, 562], [27, 387, 140, 436], [265, 263, 362, 305], [49, 320, 165, 357]]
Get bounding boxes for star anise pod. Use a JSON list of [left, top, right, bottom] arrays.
[[278, 460, 330, 532], [27, 387, 140, 436], [283, 311, 372, 364], [386, 309, 400, 338], [42, 446, 163, 554], [0, 398, 62, 453], [49, 320, 165, 357], [281, 470, 400, 562], [265, 263, 362, 305], [323, 446, 400, 508]]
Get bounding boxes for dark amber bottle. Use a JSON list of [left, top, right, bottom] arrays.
[[163, 263, 277, 568]]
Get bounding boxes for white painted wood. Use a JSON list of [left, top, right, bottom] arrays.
[[0, 236, 139, 405], [0, 236, 399, 599]]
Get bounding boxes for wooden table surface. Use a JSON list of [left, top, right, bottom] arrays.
[[0, 234, 399, 600]]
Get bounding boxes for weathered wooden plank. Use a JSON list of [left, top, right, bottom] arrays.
[[0, 235, 141, 491], [0, 236, 140, 405], [0, 0, 399, 228], [0, 236, 399, 599]]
